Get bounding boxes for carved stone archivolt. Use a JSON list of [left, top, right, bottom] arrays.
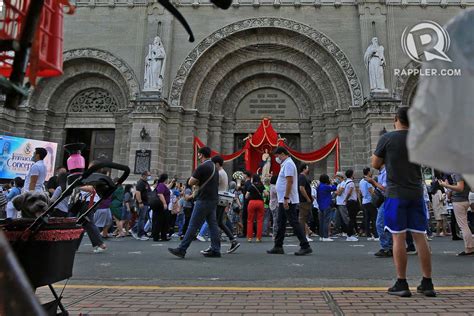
[[64, 48, 140, 99], [69, 88, 119, 113], [169, 17, 363, 108], [394, 60, 420, 105]]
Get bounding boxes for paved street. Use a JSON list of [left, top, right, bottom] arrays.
[[35, 236, 474, 315]]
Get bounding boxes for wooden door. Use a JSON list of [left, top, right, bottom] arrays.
[[90, 130, 115, 162]]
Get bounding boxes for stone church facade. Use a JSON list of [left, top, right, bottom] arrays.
[[0, 0, 471, 180]]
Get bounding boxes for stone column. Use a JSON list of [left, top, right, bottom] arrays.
[[129, 98, 169, 181]]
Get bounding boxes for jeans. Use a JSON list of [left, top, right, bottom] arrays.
[[133, 204, 149, 237], [318, 207, 333, 239], [263, 208, 271, 236], [270, 207, 279, 235], [247, 200, 265, 239], [376, 203, 392, 250], [176, 212, 185, 235], [199, 221, 209, 237], [182, 207, 193, 236], [274, 203, 310, 249], [216, 205, 234, 241], [179, 199, 221, 253]]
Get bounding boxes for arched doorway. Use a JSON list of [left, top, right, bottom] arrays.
[[27, 48, 139, 168], [168, 18, 362, 178]]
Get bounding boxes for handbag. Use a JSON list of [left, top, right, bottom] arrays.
[[192, 162, 216, 199], [371, 188, 385, 208], [147, 190, 162, 211]]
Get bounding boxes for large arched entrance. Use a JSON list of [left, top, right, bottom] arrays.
[[169, 18, 362, 177], [27, 48, 139, 167]]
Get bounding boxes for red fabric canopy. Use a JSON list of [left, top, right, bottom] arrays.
[[193, 119, 340, 174]]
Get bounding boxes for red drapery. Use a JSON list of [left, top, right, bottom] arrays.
[[193, 119, 340, 173]]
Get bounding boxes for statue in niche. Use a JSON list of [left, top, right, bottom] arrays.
[[261, 148, 271, 180], [144, 36, 166, 92], [364, 37, 388, 92]]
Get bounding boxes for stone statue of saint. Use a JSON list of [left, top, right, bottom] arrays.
[[261, 148, 271, 179], [144, 36, 166, 92], [364, 37, 387, 92]]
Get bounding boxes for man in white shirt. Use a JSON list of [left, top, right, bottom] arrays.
[[23, 147, 47, 193], [344, 169, 360, 242], [335, 171, 357, 241], [267, 147, 312, 256]]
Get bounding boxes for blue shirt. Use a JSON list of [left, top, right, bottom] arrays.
[[378, 167, 387, 188], [316, 183, 337, 211], [359, 178, 374, 204]]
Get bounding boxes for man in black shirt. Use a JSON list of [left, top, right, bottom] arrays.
[[169, 147, 221, 258], [131, 170, 152, 241], [372, 107, 435, 298], [298, 164, 313, 241]]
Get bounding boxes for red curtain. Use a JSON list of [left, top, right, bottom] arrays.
[[193, 119, 340, 173], [193, 137, 246, 169]]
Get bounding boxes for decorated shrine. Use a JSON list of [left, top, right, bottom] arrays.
[[193, 118, 340, 175]]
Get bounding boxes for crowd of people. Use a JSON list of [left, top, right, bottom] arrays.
[[1, 108, 473, 296]]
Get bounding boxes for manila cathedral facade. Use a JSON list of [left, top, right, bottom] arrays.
[[0, 0, 471, 180]]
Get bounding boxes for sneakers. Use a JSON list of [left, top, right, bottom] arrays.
[[200, 247, 212, 255], [388, 280, 412, 297], [139, 236, 149, 241], [406, 246, 417, 255], [306, 236, 314, 242], [346, 236, 359, 242], [202, 250, 221, 258], [131, 231, 138, 240], [367, 236, 374, 241], [168, 247, 186, 258], [373, 237, 380, 241], [267, 247, 284, 254], [322, 238, 334, 242], [417, 279, 436, 297], [227, 241, 241, 254], [247, 238, 252, 242], [93, 246, 107, 253], [171, 233, 180, 238], [294, 247, 312, 256], [196, 235, 206, 242], [374, 249, 393, 258], [457, 251, 474, 256]]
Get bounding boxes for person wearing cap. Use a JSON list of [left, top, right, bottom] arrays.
[[23, 147, 48, 193], [168, 147, 221, 258], [267, 147, 312, 256]]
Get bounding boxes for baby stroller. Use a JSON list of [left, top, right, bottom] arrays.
[[0, 162, 130, 315]]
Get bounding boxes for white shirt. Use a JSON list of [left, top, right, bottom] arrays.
[[276, 157, 299, 204], [218, 168, 229, 192], [311, 186, 319, 209], [344, 179, 357, 201], [23, 160, 46, 193], [336, 180, 347, 206]]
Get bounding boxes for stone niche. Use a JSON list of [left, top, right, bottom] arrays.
[[235, 88, 300, 120]]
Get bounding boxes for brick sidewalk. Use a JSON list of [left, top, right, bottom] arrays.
[[36, 287, 474, 315]]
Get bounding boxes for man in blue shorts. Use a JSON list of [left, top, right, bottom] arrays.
[[372, 107, 436, 298]]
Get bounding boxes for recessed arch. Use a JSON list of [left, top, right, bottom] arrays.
[[170, 17, 363, 110]]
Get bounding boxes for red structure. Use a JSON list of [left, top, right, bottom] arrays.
[[0, 0, 75, 83], [193, 118, 340, 174]]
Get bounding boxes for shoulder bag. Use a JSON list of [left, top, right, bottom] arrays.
[[193, 162, 216, 199]]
